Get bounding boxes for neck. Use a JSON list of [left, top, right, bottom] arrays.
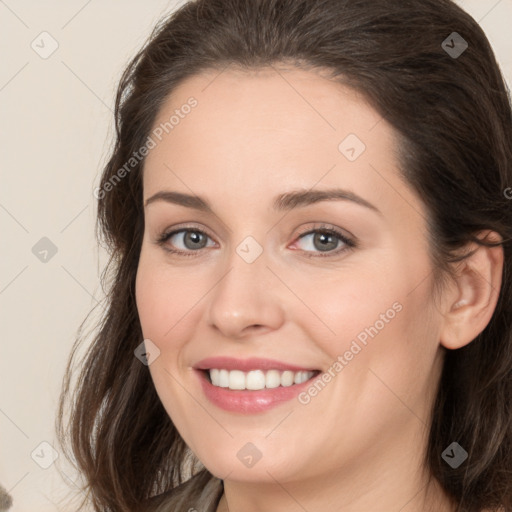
[[216, 422, 456, 512], [217, 472, 455, 512]]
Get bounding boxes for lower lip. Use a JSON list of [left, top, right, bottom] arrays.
[[196, 370, 317, 413]]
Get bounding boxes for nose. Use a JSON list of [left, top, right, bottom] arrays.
[[206, 246, 286, 339]]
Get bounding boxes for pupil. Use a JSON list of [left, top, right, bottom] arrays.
[[185, 231, 205, 249], [315, 232, 336, 252]]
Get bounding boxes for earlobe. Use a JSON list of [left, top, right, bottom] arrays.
[[439, 231, 504, 350]]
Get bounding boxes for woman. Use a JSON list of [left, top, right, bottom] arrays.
[[57, 0, 512, 511]]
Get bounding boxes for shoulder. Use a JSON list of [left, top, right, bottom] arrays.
[[141, 469, 223, 512]]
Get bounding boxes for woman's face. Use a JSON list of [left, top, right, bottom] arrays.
[[136, 66, 446, 485]]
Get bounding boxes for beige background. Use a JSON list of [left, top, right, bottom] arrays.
[[1, 1, 511, 510]]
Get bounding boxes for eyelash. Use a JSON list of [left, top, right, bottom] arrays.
[[155, 223, 356, 259]]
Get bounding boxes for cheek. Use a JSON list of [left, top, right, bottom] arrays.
[[135, 252, 203, 426], [135, 250, 205, 343], [289, 263, 441, 455], [291, 266, 402, 351], [295, 249, 440, 375]]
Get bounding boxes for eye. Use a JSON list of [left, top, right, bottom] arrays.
[[156, 223, 356, 258], [156, 227, 216, 256], [292, 225, 356, 257]]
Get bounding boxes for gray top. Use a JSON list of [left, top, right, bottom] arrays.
[[145, 470, 224, 512]]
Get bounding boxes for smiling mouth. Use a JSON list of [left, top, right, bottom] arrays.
[[202, 368, 321, 391]]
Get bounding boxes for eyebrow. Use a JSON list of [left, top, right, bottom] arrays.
[[144, 188, 382, 216]]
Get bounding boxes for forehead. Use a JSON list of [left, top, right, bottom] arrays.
[[142, 66, 415, 217], [148, 65, 384, 152]]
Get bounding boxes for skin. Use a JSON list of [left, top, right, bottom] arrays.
[[135, 65, 503, 512]]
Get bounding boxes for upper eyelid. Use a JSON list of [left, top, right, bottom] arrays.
[[161, 224, 216, 241], [296, 223, 353, 238], [160, 223, 350, 238]]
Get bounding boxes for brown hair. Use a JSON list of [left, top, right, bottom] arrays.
[[57, 0, 512, 511]]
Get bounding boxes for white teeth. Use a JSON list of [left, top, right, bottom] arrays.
[[281, 370, 295, 387], [210, 368, 220, 386], [265, 369, 281, 388], [207, 368, 315, 390], [246, 370, 266, 390], [294, 371, 311, 384], [218, 369, 229, 387], [229, 370, 246, 390]]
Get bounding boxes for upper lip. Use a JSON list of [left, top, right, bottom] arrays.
[[194, 356, 318, 372]]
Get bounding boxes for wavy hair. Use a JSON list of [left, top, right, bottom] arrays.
[[57, 0, 512, 510]]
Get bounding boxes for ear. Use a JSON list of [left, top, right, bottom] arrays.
[[439, 230, 504, 350]]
